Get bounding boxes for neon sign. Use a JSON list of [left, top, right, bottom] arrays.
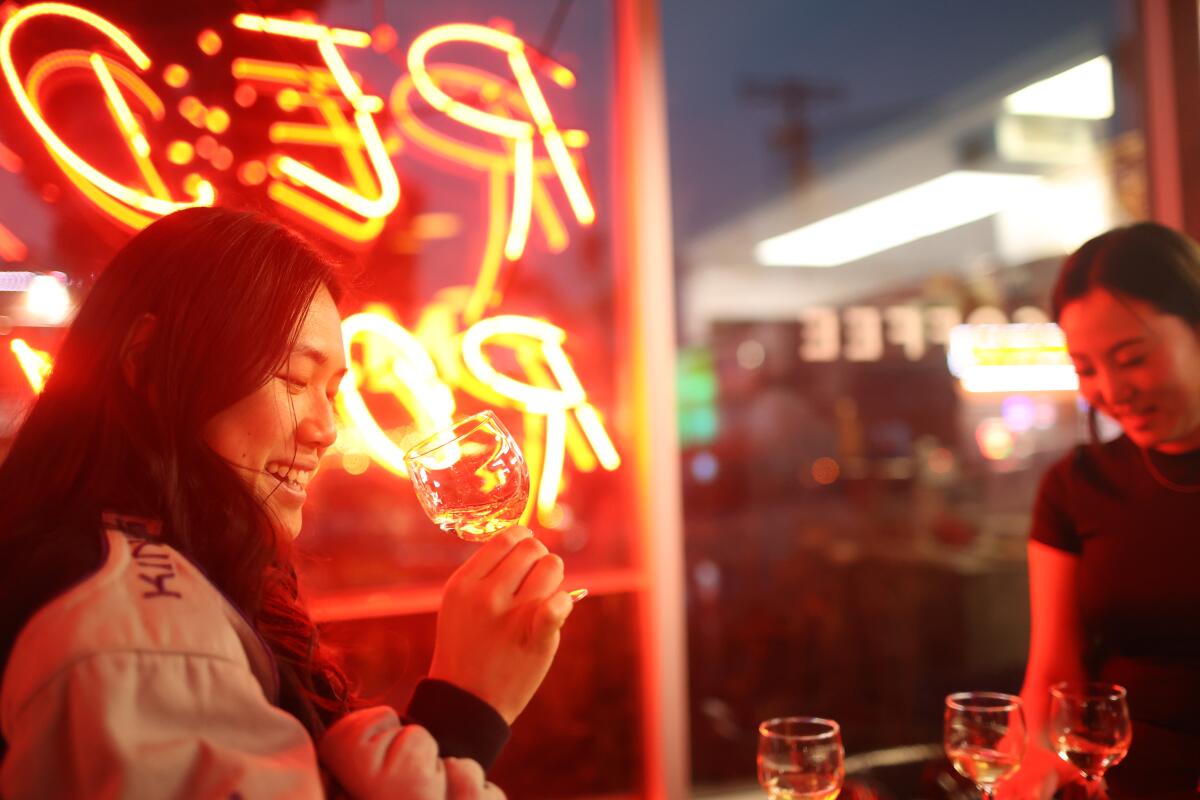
[[1, 3, 616, 524]]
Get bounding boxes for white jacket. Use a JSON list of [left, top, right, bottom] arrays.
[[0, 520, 475, 799]]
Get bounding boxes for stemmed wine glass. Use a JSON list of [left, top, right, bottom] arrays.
[[757, 716, 844, 800], [404, 410, 530, 542], [405, 410, 587, 601], [944, 692, 1026, 800], [1048, 682, 1131, 797]]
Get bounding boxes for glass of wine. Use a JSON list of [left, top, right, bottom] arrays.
[[757, 716, 844, 800], [1048, 682, 1131, 796], [944, 692, 1026, 800], [404, 410, 530, 542]]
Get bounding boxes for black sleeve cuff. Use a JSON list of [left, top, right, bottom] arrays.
[[404, 678, 511, 770]]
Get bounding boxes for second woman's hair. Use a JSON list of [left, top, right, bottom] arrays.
[[1051, 221, 1200, 324]]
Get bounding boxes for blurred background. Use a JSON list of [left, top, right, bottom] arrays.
[[0, 0, 1193, 797]]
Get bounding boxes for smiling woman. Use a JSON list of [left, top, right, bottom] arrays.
[[1006, 223, 1200, 799], [0, 208, 574, 799]]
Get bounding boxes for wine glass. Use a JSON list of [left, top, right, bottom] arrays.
[[944, 692, 1026, 799], [1048, 682, 1131, 796], [404, 410, 530, 542], [757, 716, 844, 800]]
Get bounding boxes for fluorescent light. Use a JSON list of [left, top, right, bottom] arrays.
[[1004, 56, 1114, 120], [755, 171, 1041, 267]]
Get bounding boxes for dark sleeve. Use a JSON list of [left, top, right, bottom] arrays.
[[1030, 456, 1083, 554], [403, 678, 510, 770]]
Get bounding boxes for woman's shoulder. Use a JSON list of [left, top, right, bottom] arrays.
[[2, 518, 276, 726], [1040, 436, 1134, 496]]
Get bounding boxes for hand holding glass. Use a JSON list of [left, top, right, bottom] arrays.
[[404, 410, 529, 542], [1048, 682, 1130, 794], [944, 692, 1026, 800], [757, 717, 844, 800]]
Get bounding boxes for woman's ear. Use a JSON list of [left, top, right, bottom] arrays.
[[120, 313, 158, 388]]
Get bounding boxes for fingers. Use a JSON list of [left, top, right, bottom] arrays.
[[529, 590, 574, 644], [444, 758, 506, 800], [514, 548, 564, 603], [488, 535, 553, 597], [455, 526, 533, 581]]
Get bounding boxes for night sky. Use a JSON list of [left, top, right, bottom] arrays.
[[660, 0, 1131, 249]]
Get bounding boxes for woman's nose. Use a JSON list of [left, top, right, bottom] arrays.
[[299, 397, 338, 450]]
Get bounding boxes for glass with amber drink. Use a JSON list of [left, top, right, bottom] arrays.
[[757, 716, 844, 800], [944, 692, 1026, 799], [404, 410, 529, 541], [1048, 682, 1130, 796]]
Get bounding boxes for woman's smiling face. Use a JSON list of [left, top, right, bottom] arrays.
[[1060, 287, 1200, 453], [201, 284, 346, 538]]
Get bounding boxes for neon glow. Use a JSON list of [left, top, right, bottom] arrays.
[[0, 8, 617, 522], [407, 23, 595, 265], [461, 315, 619, 522], [0, 3, 215, 225], [233, 14, 399, 234], [11, 338, 53, 393], [755, 171, 1041, 267], [339, 311, 456, 477], [390, 64, 580, 321]]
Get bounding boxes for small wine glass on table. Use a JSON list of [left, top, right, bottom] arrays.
[[1048, 682, 1131, 798], [404, 409, 586, 601], [944, 692, 1026, 800], [756, 716, 844, 800]]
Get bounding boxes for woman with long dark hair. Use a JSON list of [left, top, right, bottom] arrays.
[[1002, 222, 1200, 799], [0, 207, 572, 798]]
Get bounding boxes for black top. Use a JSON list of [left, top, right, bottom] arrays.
[[1032, 435, 1200, 797]]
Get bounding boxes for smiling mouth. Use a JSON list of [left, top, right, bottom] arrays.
[[265, 461, 314, 493]]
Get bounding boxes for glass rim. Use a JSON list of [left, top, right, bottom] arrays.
[[757, 716, 840, 741], [945, 691, 1022, 712], [1049, 681, 1127, 702], [403, 410, 502, 461]]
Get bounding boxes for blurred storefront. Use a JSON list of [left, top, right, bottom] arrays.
[[668, 0, 1193, 796]]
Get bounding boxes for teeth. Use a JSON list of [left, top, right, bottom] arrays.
[[266, 462, 313, 489]]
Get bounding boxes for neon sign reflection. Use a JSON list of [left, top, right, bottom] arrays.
[[1, 3, 616, 523]]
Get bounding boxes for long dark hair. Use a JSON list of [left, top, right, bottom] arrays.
[[0, 207, 352, 737]]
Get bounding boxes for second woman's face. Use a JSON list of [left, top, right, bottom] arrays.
[[1060, 287, 1200, 453], [202, 284, 346, 539]]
